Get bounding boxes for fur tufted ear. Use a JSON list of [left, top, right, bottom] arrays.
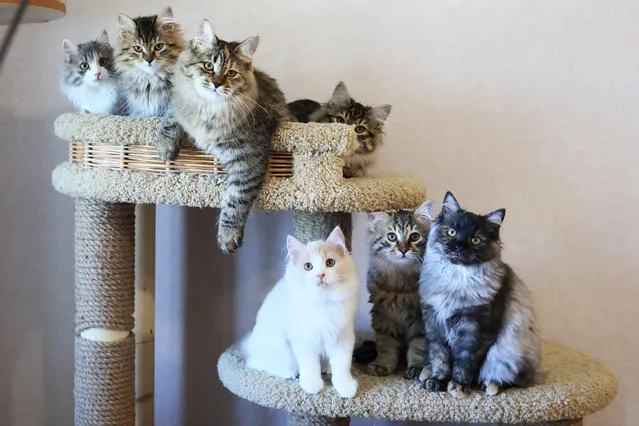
[[326, 226, 347, 254], [96, 30, 109, 45], [117, 13, 136, 39], [367, 211, 391, 232], [329, 81, 350, 108], [414, 200, 435, 226], [485, 209, 506, 226], [442, 191, 461, 214], [371, 104, 392, 123], [156, 6, 176, 33], [286, 235, 305, 263], [62, 39, 77, 58], [194, 19, 216, 46], [235, 36, 259, 60]]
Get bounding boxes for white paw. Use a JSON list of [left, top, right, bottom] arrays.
[[482, 381, 500, 396], [333, 378, 358, 398], [300, 375, 324, 394], [418, 366, 431, 382]]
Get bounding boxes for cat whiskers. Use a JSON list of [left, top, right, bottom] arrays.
[[231, 95, 256, 126], [235, 92, 271, 116]]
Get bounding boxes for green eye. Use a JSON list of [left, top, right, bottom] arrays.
[[133, 45, 143, 53], [79, 62, 89, 70], [447, 228, 457, 237], [326, 258, 335, 267], [387, 232, 397, 242], [154, 43, 165, 51], [202, 62, 214, 72], [471, 236, 481, 245], [355, 125, 366, 133], [304, 262, 313, 271], [409, 232, 420, 242]]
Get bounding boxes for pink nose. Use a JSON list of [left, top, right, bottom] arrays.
[[318, 273, 325, 280], [95, 72, 101, 80]]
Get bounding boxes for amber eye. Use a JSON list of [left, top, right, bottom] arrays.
[[202, 62, 214, 72], [132, 45, 143, 53], [355, 125, 366, 133], [326, 258, 335, 267], [304, 262, 313, 271], [471, 236, 481, 245], [387, 232, 397, 242], [333, 116, 345, 124], [227, 69, 237, 77], [154, 43, 165, 51], [409, 232, 420, 242], [447, 228, 457, 237], [79, 62, 89, 70], [98, 58, 107, 67]]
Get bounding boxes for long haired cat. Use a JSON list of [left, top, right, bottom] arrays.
[[287, 82, 391, 178], [243, 227, 360, 398], [156, 20, 292, 253], [115, 7, 184, 116], [60, 31, 120, 114], [419, 192, 540, 398], [361, 200, 434, 379]]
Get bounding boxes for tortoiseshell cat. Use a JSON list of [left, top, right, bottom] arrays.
[[288, 82, 391, 178]]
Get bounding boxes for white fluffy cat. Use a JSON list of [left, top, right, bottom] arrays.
[[243, 227, 360, 398]]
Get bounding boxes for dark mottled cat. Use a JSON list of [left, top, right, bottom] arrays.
[[60, 31, 120, 114], [288, 82, 391, 178], [115, 7, 184, 116], [362, 201, 434, 379], [156, 20, 292, 254], [419, 192, 540, 398]]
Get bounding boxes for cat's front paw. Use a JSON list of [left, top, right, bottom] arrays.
[[403, 366, 421, 380], [367, 362, 393, 377], [481, 381, 500, 396], [333, 378, 358, 398], [157, 137, 179, 162], [447, 381, 470, 399], [299, 375, 324, 395], [418, 366, 431, 382], [423, 378, 447, 392], [217, 227, 243, 254]]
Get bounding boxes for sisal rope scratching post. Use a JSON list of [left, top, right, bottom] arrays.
[[74, 199, 136, 426]]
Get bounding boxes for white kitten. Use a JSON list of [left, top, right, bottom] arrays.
[[243, 227, 360, 398]]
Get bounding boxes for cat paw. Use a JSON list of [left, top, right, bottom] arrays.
[[403, 366, 421, 380], [481, 381, 500, 396], [333, 378, 358, 398], [217, 227, 243, 254], [156, 137, 179, 161], [299, 375, 324, 394], [423, 378, 447, 392], [418, 366, 431, 382], [368, 362, 392, 377], [447, 381, 470, 399]]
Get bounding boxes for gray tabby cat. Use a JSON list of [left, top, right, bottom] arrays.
[[156, 20, 292, 254], [288, 82, 391, 178], [60, 31, 121, 114], [419, 192, 540, 398], [115, 7, 184, 117], [365, 200, 434, 379]]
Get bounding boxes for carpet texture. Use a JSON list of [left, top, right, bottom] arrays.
[[217, 334, 617, 424]]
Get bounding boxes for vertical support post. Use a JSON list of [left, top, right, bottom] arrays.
[[134, 204, 156, 426], [74, 199, 136, 426]]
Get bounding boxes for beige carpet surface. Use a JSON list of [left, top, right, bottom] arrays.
[[217, 335, 617, 423]]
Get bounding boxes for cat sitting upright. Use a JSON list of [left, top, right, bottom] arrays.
[[243, 227, 360, 398]]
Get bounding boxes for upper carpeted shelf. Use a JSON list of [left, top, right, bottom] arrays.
[[51, 113, 427, 212]]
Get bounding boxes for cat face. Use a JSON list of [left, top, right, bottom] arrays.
[[178, 20, 259, 105], [61, 31, 115, 87], [429, 192, 505, 265], [286, 227, 356, 295], [368, 200, 434, 265], [313, 82, 391, 154], [115, 7, 184, 77]]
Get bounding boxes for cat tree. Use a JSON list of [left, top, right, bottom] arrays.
[[52, 113, 617, 426]]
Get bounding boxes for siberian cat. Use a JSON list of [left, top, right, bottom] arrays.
[[287, 82, 391, 177], [156, 20, 292, 254], [243, 227, 360, 398], [419, 192, 540, 397], [60, 31, 120, 114], [115, 7, 184, 117], [361, 201, 434, 379]]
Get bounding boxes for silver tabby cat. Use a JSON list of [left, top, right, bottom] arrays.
[[365, 200, 434, 379], [115, 7, 184, 117], [156, 20, 292, 254]]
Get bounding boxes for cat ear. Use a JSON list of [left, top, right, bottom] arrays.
[[370, 104, 392, 123], [414, 200, 435, 226], [329, 81, 350, 108], [485, 209, 506, 226], [62, 39, 77, 58], [96, 30, 109, 45], [235, 36, 259, 60], [156, 6, 176, 33], [326, 226, 348, 254], [117, 13, 136, 39], [194, 19, 216, 45], [442, 191, 461, 214], [367, 212, 391, 232], [286, 235, 305, 263]]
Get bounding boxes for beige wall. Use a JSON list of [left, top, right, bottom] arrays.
[[1, 0, 637, 425]]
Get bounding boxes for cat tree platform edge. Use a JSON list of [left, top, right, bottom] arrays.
[[217, 335, 617, 424]]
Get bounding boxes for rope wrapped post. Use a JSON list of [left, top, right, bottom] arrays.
[[289, 414, 350, 426], [74, 199, 136, 426]]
